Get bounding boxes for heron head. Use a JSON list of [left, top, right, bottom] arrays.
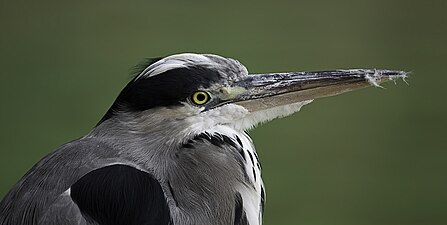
[[97, 53, 406, 140]]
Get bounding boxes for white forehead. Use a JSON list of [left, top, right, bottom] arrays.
[[136, 53, 248, 80]]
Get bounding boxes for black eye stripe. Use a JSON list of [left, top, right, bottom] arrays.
[[98, 66, 222, 124]]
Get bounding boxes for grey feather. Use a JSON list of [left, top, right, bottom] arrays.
[[0, 116, 254, 225], [0, 138, 125, 225]]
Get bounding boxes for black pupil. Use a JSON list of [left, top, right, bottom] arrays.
[[196, 93, 206, 101]]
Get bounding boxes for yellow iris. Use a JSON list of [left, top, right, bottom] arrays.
[[191, 91, 210, 105]]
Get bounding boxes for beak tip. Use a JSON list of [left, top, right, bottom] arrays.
[[360, 69, 408, 88]]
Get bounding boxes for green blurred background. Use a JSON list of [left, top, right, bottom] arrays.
[[1, 0, 446, 224]]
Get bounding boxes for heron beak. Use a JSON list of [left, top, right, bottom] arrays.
[[231, 69, 407, 112]]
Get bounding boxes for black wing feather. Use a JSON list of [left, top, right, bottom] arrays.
[[70, 164, 172, 225]]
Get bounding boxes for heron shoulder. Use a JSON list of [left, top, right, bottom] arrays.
[[0, 137, 128, 224]]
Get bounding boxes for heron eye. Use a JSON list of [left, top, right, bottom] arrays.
[[191, 91, 210, 105]]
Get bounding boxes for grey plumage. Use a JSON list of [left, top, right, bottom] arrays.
[[1, 124, 256, 225], [0, 53, 407, 225]]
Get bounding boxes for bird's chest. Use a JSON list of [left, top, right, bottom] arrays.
[[164, 129, 263, 225]]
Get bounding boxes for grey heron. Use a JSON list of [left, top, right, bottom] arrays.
[[0, 53, 406, 225]]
